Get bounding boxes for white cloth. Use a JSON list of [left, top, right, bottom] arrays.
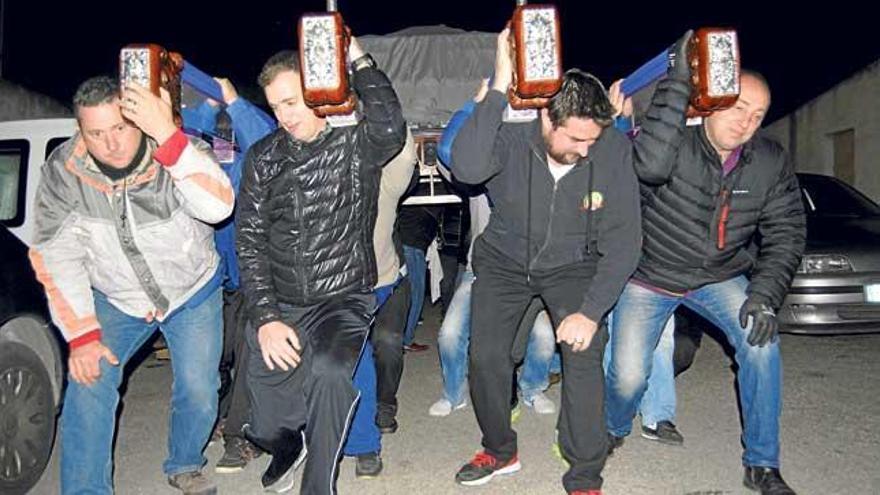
[[427, 239, 443, 303], [466, 194, 491, 271]]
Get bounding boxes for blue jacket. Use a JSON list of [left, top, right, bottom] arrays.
[[438, 100, 476, 170], [182, 99, 275, 290]]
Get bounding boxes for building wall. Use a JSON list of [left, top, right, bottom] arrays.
[[763, 60, 880, 201]]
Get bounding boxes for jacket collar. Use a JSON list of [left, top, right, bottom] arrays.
[[270, 123, 335, 163], [64, 133, 159, 193]]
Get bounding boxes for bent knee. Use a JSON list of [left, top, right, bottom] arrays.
[[312, 351, 358, 386], [607, 360, 648, 400], [372, 329, 403, 353], [739, 340, 779, 368]]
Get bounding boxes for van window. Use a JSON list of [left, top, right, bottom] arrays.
[[0, 140, 30, 226]]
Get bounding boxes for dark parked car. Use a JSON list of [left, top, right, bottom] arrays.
[[0, 225, 64, 494], [778, 173, 880, 334], [674, 173, 880, 372]]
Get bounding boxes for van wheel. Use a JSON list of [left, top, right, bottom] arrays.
[[0, 341, 57, 495]]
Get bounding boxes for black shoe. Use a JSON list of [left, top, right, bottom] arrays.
[[744, 466, 797, 495], [607, 434, 625, 457], [640, 421, 684, 446], [376, 413, 398, 434], [455, 451, 521, 486], [261, 431, 307, 492], [355, 451, 383, 478], [215, 436, 262, 474]]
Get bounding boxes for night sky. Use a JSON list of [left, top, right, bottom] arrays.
[[3, 0, 878, 123]]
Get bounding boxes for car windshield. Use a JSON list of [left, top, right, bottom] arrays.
[[799, 175, 880, 217]]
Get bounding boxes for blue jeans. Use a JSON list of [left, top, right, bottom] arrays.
[[605, 277, 782, 467], [437, 270, 556, 406], [518, 307, 556, 401], [402, 245, 426, 345], [343, 281, 399, 456], [61, 284, 223, 494], [605, 312, 676, 427]]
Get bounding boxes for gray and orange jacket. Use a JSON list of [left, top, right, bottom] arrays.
[[29, 129, 234, 349]]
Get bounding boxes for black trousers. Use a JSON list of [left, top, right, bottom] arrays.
[[246, 292, 374, 495], [469, 240, 608, 492], [511, 296, 549, 364], [218, 290, 252, 439], [371, 277, 411, 420]]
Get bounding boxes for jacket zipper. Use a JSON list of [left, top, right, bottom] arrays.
[[717, 188, 731, 250], [709, 160, 744, 255], [119, 181, 127, 230], [293, 186, 308, 300], [529, 179, 558, 274]]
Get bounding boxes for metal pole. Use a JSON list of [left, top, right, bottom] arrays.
[[327, 0, 338, 12], [515, 0, 526, 5]]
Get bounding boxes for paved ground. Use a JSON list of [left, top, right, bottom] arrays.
[[32, 304, 880, 494]]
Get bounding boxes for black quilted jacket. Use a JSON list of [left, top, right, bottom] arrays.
[[631, 76, 806, 309], [236, 65, 406, 328]]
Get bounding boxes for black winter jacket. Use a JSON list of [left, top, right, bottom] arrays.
[[237, 66, 406, 328], [631, 76, 806, 309]]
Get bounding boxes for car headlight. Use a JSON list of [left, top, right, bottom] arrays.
[[797, 254, 854, 274]]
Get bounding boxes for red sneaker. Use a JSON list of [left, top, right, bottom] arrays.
[[403, 342, 430, 352], [454, 451, 521, 486]]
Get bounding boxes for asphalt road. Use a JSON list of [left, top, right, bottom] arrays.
[[31, 305, 880, 494]]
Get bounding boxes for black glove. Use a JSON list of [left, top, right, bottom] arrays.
[[739, 297, 779, 347], [668, 29, 694, 82]]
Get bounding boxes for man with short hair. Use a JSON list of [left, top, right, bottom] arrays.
[[450, 29, 642, 495], [604, 31, 805, 495], [31, 75, 233, 495], [237, 36, 406, 494]]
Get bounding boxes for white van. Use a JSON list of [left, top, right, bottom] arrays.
[[1, 118, 76, 243]]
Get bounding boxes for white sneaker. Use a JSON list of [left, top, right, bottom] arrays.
[[524, 392, 556, 415], [428, 398, 468, 417]]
